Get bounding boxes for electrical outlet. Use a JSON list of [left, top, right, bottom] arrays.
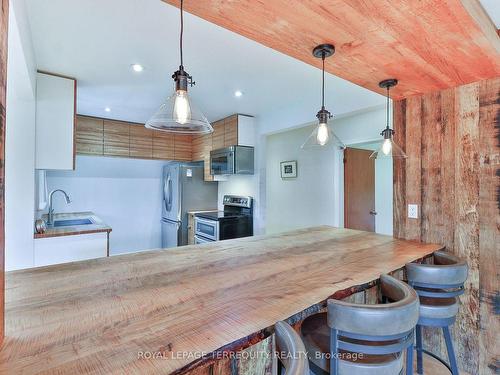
[[408, 204, 419, 219]]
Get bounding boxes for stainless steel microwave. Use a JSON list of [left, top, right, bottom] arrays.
[[210, 146, 254, 175]]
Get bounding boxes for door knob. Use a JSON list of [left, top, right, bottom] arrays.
[[369, 210, 377, 215]]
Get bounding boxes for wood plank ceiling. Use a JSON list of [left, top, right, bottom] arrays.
[[163, 0, 500, 99]]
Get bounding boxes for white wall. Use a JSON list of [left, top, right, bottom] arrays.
[[5, 0, 37, 271], [374, 157, 393, 235], [265, 126, 341, 234], [46, 156, 166, 255], [265, 106, 393, 235]]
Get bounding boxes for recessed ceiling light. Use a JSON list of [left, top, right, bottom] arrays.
[[105, 107, 111, 112], [131, 64, 144, 72], [234, 90, 243, 97]]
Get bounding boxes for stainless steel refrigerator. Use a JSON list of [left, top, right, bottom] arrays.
[[161, 162, 218, 248]]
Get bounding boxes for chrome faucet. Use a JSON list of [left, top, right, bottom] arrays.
[[47, 189, 71, 226]]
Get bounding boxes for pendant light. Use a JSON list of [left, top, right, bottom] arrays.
[[301, 44, 344, 149], [369, 79, 407, 159], [146, 0, 213, 134]]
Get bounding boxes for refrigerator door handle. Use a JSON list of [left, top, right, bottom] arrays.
[[164, 174, 173, 212]]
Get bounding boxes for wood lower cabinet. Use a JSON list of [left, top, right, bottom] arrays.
[[130, 125, 153, 159], [76, 116, 103, 155], [104, 120, 130, 157]]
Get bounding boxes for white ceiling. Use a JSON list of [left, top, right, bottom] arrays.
[[24, 0, 385, 130], [479, 0, 500, 27]]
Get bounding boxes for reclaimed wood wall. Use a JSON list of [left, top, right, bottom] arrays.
[[393, 77, 500, 374], [0, 0, 8, 345]]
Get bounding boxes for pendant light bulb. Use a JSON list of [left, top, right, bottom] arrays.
[[173, 89, 191, 124], [382, 138, 392, 155], [317, 122, 329, 146]]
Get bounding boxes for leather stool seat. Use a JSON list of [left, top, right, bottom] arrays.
[[419, 296, 459, 320], [300, 312, 404, 375]]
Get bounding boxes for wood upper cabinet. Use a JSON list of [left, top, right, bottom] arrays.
[[103, 120, 130, 157], [152, 131, 174, 160], [202, 132, 214, 181], [190, 114, 255, 181], [191, 135, 204, 161], [130, 125, 153, 159], [76, 115, 193, 161], [76, 116, 103, 155], [212, 120, 225, 150], [174, 134, 192, 161], [224, 115, 238, 147], [73, 115, 259, 168]]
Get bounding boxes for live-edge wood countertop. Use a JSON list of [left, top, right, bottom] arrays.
[[1, 226, 443, 374], [34, 211, 112, 239]]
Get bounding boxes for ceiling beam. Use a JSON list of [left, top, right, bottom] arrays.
[[163, 0, 500, 99]]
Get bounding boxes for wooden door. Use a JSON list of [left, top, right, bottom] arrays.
[[344, 147, 375, 232]]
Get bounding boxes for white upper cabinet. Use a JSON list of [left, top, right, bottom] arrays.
[[236, 114, 255, 147], [35, 72, 76, 170]]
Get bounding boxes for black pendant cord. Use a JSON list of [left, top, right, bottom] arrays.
[[179, 0, 184, 68], [385, 86, 390, 131], [321, 53, 325, 109]]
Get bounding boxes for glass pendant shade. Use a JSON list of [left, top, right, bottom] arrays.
[[369, 136, 407, 159], [301, 120, 345, 149], [370, 78, 407, 159], [146, 87, 213, 134]]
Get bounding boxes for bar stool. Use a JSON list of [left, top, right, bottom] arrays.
[[275, 321, 309, 375], [300, 274, 419, 375], [406, 251, 468, 375]]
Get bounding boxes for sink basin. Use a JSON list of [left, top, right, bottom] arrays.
[[53, 218, 93, 227]]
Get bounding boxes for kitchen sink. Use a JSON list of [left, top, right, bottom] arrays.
[[53, 218, 93, 227]]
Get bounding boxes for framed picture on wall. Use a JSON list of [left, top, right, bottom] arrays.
[[280, 160, 297, 179]]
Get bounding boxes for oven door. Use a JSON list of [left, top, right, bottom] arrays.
[[210, 148, 234, 175], [194, 217, 219, 241], [194, 235, 214, 244], [219, 216, 253, 240]]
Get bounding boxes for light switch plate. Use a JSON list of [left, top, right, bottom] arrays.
[[408, 204, 418, 219]]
